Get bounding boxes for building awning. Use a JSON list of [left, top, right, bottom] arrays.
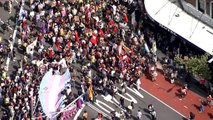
[[144, 0, 213, 55]]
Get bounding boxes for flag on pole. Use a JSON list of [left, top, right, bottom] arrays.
[[88, 85, 93, 101]]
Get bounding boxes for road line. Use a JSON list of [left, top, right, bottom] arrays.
[[116, 92, 137, 103], [95, 99, 114, 113], [0, 19, 13, 30], [140, 87, 186, 118], [73, 104, 85, 120], [87, 103, 109, 117], [14, 0, 19, 4], [101, 95, 122, 108], [127, 86, 144, 99], [5, 3, 23, 71], [6, 25, 17, 70], [184, 106, 188, 109]]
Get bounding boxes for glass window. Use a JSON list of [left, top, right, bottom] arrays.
[[211, 2, 213, 18], [198, 0, 205, 13]]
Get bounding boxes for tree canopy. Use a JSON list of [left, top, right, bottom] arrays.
[[175, 54, 212, 81]]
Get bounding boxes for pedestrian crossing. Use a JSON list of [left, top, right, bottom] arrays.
[[86, 86, 147, 119]]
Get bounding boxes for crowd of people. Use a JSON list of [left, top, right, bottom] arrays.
[[0, 0, 210, 120]]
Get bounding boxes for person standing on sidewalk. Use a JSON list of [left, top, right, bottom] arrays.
[[188, 112, 195, 120], [206, 95, 212, 107], [199, 100, 205, 113]]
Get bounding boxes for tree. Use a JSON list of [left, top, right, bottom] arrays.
[[175, 54, 212, 81]]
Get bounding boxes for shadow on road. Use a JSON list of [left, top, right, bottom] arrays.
[[167, 85, 176, 93], [193, 104, 200, 111], [207, 113, 213, 119]]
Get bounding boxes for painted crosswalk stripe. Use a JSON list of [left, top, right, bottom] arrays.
[[95, 99, 115, 113], [87, 102, 109, 117], [127, 86, 144, 99], [0, 19, 13, 30], [116, 92, 137, 103], [73, 104, 85, 120]]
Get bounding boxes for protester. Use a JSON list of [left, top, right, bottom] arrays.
[[206, 94, 212, 107], [137, 110, 143, 120], [0, 0, 205, 119], [199, 100, 205, 113], [189, 112, 195, 120], [82, 111, 88, 120]]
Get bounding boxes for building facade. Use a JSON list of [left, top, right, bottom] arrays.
[[185, 0, 213, 18]]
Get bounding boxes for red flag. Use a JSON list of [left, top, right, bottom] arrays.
[[109, 19, 114, 25], [90, 35, 98, 45], [113, 26, 117, 33], [123, 13, 128, 23], [99, 29, 105, 38], [75, 31, 80, 42]]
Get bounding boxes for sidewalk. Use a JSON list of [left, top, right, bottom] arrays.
[[140, 66, 213, 119]]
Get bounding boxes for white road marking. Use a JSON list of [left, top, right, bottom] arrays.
[[6, 26, 17, 70], [112, 97, 120, 105], [14, 0, 19, 4], [140, 87, 186, 118], [0, 19, 13, 30], [87, 102, 109, 117], [183, 106, 188, 109], [100, 95, 127, 112], [116, 92, 137, 103], [5, 3, 23, 71], [95, 99, 115, 113], [101, 95, 120, 105], [73, 104, 85, 120], [127, 87, 144, 99]]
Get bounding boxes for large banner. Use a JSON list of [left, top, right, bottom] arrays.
[[39, 68, 71, 118]]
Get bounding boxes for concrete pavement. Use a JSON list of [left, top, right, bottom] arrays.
[[141, 65, 213, 120]]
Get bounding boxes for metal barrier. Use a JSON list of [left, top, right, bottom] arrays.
[[51, 94, 84, 119]]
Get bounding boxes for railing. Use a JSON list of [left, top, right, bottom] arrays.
[[51, 93, 84, 119], [31, 94, 84, 120]]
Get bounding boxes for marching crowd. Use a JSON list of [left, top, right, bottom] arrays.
[[0, 0, 209, 120]]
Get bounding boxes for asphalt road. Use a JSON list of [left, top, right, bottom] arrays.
[[0, 0, 18, 35], [73, 84, 184, 120], [0, 0, 22, 72], [0, 0, 31, 77], [73, 84, 185, 120]]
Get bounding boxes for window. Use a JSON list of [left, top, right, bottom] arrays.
[[197, 0, 205, 13], [211, 2, 213, 18]]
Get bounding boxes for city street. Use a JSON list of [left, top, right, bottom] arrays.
[[72, 84, 185, 120], [0, 0, 22, 73], [1, 0, 212, 120], [0, 1, 190, 120]]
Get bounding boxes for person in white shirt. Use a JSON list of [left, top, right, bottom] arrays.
[[137, 110, 143, 120], [136, 78, 141, 90]]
